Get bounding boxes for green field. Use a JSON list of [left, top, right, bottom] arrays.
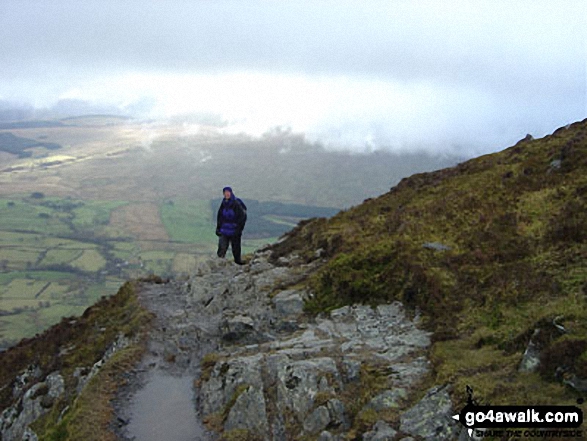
[[0, 196, 132, 347], [0, 194, 320, 347], [160, 199, 218, 243], [40, 249, 83, 266]]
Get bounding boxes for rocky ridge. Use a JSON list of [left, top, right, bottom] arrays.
[[115, 249, 464, 440]]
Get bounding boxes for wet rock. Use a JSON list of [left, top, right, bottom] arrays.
[[400, 385, 459, 441], [363, 420, 398, 441], [114, 253, 437, 440]]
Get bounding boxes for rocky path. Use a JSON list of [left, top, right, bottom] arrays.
[[114, 250, 463, 440]]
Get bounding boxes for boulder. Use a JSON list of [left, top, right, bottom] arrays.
[[303, 405, 330, 434], [224, 386, 269, 437], [273, 290, 304, 316], [221, 314, 256, 342], [400, 385, 459, 441], [365, 389, 407, 411], [519, 328, 541, 372], [363, 420, 398, 441], [200, 354, 264, 416], [275, 357, 341, 420], [423, 242, 451, 251]]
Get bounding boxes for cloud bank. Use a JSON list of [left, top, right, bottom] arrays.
[[1, 0, 585, 154]]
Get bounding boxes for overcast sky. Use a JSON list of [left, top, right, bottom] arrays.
[[1, 0, 585, 154]]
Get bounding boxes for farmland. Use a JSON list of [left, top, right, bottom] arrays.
[[0, 116, 458, 348], [0, 193, 332, 348]]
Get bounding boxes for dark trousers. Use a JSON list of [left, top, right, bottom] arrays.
[[217, 234, 242, 263]]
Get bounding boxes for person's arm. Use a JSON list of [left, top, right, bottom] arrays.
[[216, 204, 223, 235], [235, 202, 245, 234]]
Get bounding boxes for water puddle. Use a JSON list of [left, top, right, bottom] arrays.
[[126, 370, 208, 441]]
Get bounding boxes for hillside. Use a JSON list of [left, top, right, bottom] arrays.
[[0, 120, 586, 440], [270, 118, 587, 409], [0, 118, 461, 208], [0, 116, 461, 348]]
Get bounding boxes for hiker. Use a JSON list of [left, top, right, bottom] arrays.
[[216, 186, 247, 265]]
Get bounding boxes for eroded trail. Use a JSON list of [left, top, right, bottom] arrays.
[[113, 271, 219, 441], [113, 250, 461, 440]]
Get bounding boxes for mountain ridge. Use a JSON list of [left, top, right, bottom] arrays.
[[1, 119, 586, 439], [270, 117, 587, 409]]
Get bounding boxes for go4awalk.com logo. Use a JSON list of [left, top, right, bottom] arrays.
[[452, 387, 584, 439]]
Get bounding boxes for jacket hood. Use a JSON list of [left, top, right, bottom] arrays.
[[222, 186, 236, 201]]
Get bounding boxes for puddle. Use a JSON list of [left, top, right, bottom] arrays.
[[126, 370, 208, 441]]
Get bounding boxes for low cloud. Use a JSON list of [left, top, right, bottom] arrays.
[[1, 0, 584, 155]]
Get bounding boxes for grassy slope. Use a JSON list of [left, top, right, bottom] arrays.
[[0, 281, 154, 441], [270, 119, 587, 409]]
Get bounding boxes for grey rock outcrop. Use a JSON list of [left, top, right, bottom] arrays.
[[0, 372, 64, 441], [519, 328, 541, 372], [113, 250, 462, 440], [186, 253, 437, 438], [0, 332, 132, 441], [400, 385, 460, 441], [224, 385, 269, 436], [423, 242, 451, 251], [363, 420, 398, 440]]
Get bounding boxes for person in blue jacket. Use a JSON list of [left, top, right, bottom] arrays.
[[216, 186, 247, 264]]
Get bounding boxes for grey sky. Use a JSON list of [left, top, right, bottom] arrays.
[[1, 0, 585, 154]]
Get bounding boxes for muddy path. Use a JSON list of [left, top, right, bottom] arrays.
[[112, 276, 219, 441], [111, 251, 315, 440]]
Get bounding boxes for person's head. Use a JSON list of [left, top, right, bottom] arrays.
[[223, 186, 233, 200]]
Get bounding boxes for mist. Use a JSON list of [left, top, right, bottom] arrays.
[[1, 0, 585, 155]]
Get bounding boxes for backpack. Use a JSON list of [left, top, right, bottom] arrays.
[[236, 198, 247, 230]]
